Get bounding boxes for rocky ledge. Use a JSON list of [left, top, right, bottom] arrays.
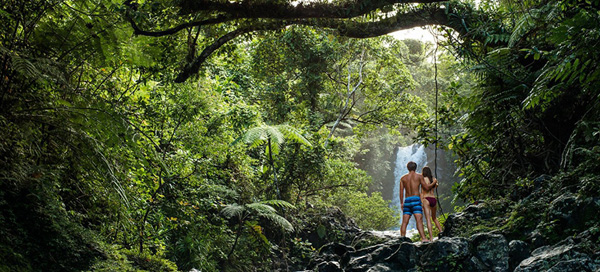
[[307, 231, 600, 271], [302, 193, 600, 272]]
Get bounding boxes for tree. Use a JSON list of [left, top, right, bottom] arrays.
[[123, 0, 482, 82], [240, 124, 312, 199]]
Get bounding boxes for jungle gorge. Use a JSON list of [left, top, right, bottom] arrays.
[[1, 0, 599, 271]]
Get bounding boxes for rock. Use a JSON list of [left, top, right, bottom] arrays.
[[508, 240, 530, 271], [351, 231, 404, 250], [388, 242, 418, 270], [533, 175, 551, 191], [441, 203, 493, 237], [440, 213, 467, 237], [514, 244, 592, 272], [300, 207, 361, 249], [528, 230, 546, 249], [546, 258, 600, 272], [469, 232, 509, 272], [345, 244, 399, 271], [364, 263, 398, 272], [419, 237, 470, 271], [548, 193, 578, 229], [316, 261, 343, 272], [319, 242, 354, 257]]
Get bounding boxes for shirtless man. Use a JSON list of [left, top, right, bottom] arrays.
[[399, 161, 436, 242]]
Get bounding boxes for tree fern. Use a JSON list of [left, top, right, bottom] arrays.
[[260, 199, 297, 210], [221, 203, 245, 219], [241, 124, 311, 156]]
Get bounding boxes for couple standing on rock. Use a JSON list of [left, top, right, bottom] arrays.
[[399, 161, 443, 242]]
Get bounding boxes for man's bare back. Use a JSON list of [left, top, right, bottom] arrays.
[[401, 171, 424, 198]]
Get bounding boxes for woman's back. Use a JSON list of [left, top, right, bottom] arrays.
[[421, 177, 436, 197]]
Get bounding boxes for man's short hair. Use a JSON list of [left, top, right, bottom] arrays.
[[407, 161, 417, 171]]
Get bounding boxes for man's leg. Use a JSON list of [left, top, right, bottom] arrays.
[[400, 213, 411, 237], [414, 213, 428, 242]]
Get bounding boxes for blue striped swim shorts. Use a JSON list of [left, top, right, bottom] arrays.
[[403, 196, 423, 215]]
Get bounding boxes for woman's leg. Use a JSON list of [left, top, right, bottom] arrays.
[[422, 198, 434, 240], [431, 206, 443, 233]]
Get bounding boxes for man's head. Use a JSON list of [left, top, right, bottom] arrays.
[[407, 161, 417, 171]]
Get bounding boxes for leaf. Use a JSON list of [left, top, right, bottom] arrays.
[[317, 224, 326, 239]]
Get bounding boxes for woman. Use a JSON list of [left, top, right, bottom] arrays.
[[421, 166, 443, 240]]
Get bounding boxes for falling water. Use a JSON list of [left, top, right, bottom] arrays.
[[391, 144, 428, 231]]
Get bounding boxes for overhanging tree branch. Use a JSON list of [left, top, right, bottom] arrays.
[[175, 23, 287, 82], [127, 14, 235, 37], [178, 0, 445, 19], [125, 1, 476, 82]]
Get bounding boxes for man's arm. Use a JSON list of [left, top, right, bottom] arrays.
[[420, 175, 437, 190], [399, 177, 405, 209]]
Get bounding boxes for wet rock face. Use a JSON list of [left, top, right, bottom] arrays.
[[419, 237, 470, 271], [548, 193, 579, 229], [315, 261, 342, 272], [548, 194, 600, 233], [469, 233, 509, 272], [514, 243, 600, 272], [441, 202, 493, 237], [508, 240, 531, 271]]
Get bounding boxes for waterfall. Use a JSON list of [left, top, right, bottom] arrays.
[[391, 144, 428, 230]]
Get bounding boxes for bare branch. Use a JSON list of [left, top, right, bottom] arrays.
[[325, 47, 365, 147]]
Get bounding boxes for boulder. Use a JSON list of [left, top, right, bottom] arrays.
[[419, 237, 470, 271], [547, 193, 578, 229], [319, 242, 354, 258], [469, 232, 509, 272], [514, 244, 594, 272], [528, 230, 546, 249], [316, 261, 343, 272], [351, 231, 409, 250], [441, 202, 492, 237], [388, 242, 419, 270], [508, 240, 530, 271], [546, 258, 600, 272], [345, 243, 400, 271]]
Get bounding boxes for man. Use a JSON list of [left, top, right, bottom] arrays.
[[399, 161, 436, 242]]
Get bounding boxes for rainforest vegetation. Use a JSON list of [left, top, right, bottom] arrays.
[[1, 0, 599, 271]]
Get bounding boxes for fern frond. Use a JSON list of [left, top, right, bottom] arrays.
[[277, 125, 312, 147], [11, 54, 41, 78], [260, 199, 296, 210], [221, 203, 245, 219], [246, 203, 277, 214], [509, 9, 540, 47], [261, 213, 294, 232]]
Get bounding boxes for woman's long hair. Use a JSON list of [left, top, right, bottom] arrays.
[[422, 166, 434, 184]]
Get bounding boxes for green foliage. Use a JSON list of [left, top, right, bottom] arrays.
[[439, 0, 600, 201], [7, 0, 600, 271], [334, 191, 400, 230]]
